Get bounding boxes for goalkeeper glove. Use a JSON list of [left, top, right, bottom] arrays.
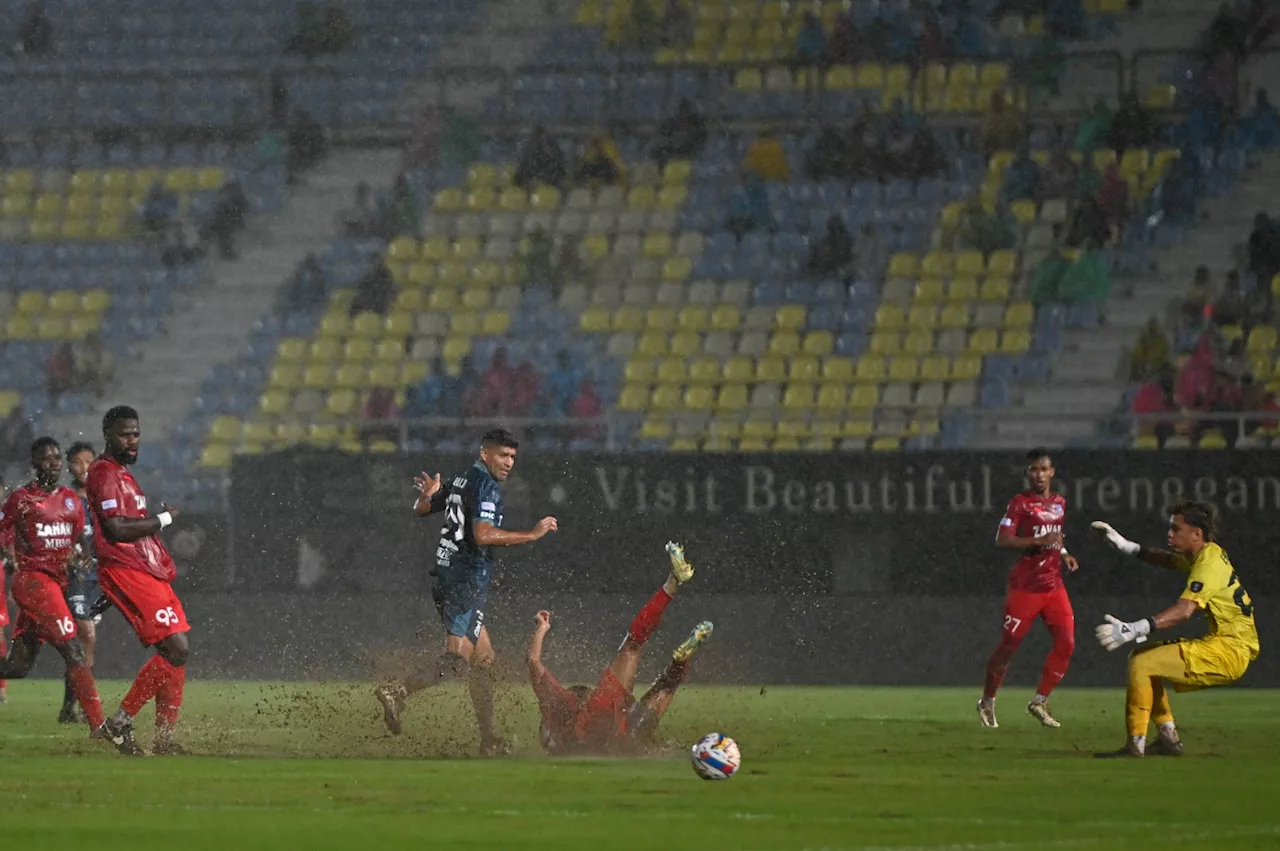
[[1095, 614, 1152, 651], [1090, 521, 1141, 556]]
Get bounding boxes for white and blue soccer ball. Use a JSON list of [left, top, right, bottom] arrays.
[[690, 732, 741, 780]]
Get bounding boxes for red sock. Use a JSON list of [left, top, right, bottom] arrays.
[[66, 664, 105, 729], [156, 664, 186, 732], [627, 587, 673, 645], [1, 632, 7, 689], [121, 655, 178, 717]]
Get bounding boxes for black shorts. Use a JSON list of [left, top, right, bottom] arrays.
[[66, 568, 104, 624]]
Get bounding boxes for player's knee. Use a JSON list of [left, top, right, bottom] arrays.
[[57, 638, 88, 667], [159, 634, 190, 667], [1055, 632, 1076, 656]]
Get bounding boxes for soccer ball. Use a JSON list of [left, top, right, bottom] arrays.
[[690, 732, 741, 780]]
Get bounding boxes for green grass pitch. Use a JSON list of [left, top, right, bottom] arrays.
[[2, 681, 1278, 850]]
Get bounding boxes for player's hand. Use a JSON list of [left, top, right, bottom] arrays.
[[1031, 531, 1063, 549], [534, 610, 551, 632], [531, 516, 558, 540], [1095, 614, 1151, 651], [414, 472, 442, 498], [1063, 553, 1080, 573], [161, 503, 181, 523], [1090, 521, 1141, 556]]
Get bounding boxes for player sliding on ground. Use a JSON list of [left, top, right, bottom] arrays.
[[1091, 500, 1259, 758], [0, 437, 110, 743], [978, 448, 1080, 729], [376, 428, 557, 755], [527, 541, 713, 755]]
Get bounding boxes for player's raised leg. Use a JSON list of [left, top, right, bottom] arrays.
[[607, 541, 695, 691], [979, 590, 1041, 728], [1027, 586, 1075, 728], [628, 620, 714, 743]]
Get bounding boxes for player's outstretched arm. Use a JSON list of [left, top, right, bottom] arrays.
[[1095, 598, 1198, 651], [475, 516, 558, 548], [527, 611, 552, 682], [1090, 521, 1176, 568], [101, 504, 179, 543]]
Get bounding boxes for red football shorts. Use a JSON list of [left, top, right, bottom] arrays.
[[0, 595, 9, 628], [575, 668, 634, 744], [1001, 585, 1075, 640], [99, 566, 190, 647], [11, 571, 78, 645]]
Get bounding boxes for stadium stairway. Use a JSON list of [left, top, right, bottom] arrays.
[[396, 0, 577, 119], [49, 148, 403, 445]]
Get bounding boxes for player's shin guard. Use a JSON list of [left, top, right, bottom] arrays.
[[120, 655, 179, 718], [983, 637, 1020, 700], [468, 663, 497, 742], [66, 664, 105, 729], [155, 663, 186, 737], [626, 587, 673, 645]]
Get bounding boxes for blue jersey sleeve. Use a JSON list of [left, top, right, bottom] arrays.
[[474, 476, 502, 527]]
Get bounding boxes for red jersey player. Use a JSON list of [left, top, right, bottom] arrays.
[[527, 541, 713, 755], [1, 474, 13, 704], [0, 437, 109, 738], [87, 405, 190, 756], [978, 448, 1080, 729]]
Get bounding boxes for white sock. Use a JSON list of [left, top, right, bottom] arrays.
[[1158, 721, 1177, 738], [1032, 693, 1048, 704], [980, 696, 994, 706], [1131, 735, 1146, 754]]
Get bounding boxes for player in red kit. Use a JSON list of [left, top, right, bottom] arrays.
[[0, 438, 110, 738], [978, 448, 1080, 729], [1, 473, 14, 704], [87, 406, 190, 756]]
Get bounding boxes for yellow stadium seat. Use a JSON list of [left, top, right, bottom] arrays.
[[684, 385, 715, 411], [461, 287, 492, 311], [939, 303, 971, 329], [302, 364, 334, 389], [1001, 329, 1031, 353], [769, 331, 801, 356], [4, 315, 36, 340], [68, 314, 101, 338], [716, 383, 748, 412], [888, 253, 920, 278], [782, 384, 814, 410], [580, 306, 611, 333], [849, 384, 880, 410], [987, 251, 1018, 277], [350, 312, 383, 337], [662, 256, 694, 281], [79, 290, 109, 314], [980, 276, 1011, 301], [889, 356, 919, 382], [383, 311, 413, 337], [951, 355, 982, 381], [325, 388, 358, 417], [16, 291, 47, 314], [613, 306, 646, 332], [639, 419, 673, 441], [617, 384, 649, 411], [821, 356, 854, 383], [954, 251, 986, 277], [310, 338, 342, 362], [855, 356, 886, 383], [655, 357, 687, 384], [903, 330, 934, 355], [689, 356, 720, 384], [914, 277, 946, 303], [368, 363, 399, 388], [269, 364, 302, 389], [259, 390, 291, 418], [637, 332, 668, 357], [907, 305, 937, 329], [968, 328, 999, 355], [450, 311, 481, 336], [427, 287, 459, 311], [722, 356, 754, 382], [646, 306, 678, 331], [1247, 325, 1277, 353], [789, 355, 821, 382], [434, 188, 464, 212], [734, 68, 763, 91], [1199, 430, 1228, 450], [657, 185, 688, 210], [755, 355, 787, 383], [678, 306, 710, 332], [921, 251, 954, 276], [1004, 302, 1034, 327], [663, 160, 692, 184], [276, 337, 309, 362], [442, 336, 473, 362], [387, 237, 420, 263], [802, 331, 834, 356], [643, 233, 673, 257], [376, 338, 404, 362], [453, 236, 482, 260], [164, 168, 196, 193], [627, 186, 657, 211], [482, 311, 511, 335], [625, 358, 656, 383], [874, 304, 906, 330], [60, 218, 93, 241], [318, 313, 350, 338], [209, 415, 242, 442], [343, 338, 375, 362], [869, 331, 901, 355], [711, 304, 742, 330], [197, 444, 233, 469], [775, 305, 806, 330], [651, 384, 683, 410]]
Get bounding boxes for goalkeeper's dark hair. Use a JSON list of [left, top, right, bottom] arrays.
[[102, 405, 139, 434], [481, 428, 519, 450], [1171, 500, 1216, 542], [67, 441, 95, 458], [30, 436, 60, 461], [1025, 447, 1052, 465]]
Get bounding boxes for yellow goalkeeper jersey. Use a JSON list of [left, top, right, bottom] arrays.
[[1173, 542, 1260, 658]]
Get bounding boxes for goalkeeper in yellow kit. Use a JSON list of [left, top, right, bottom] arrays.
[[1090, 500, 1259, 758]]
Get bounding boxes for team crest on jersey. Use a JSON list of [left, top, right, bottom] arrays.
[[64, 497, 75, 511]]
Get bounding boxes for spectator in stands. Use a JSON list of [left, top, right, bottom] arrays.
[[1065, 194, 1109, 247], [71, 333, 115, 399], [359, 388, 400, 445], [1246, 0, 1279, 53], [659, 0, 693, 47], [278, 253, 327, 315], [1247, 212, 1280, 291], [381, 175, 420, 238], [287, 107, 327, 183], [828, 11, 860, 64], [1039, 143, 1079, 199], [18, 2, 53, 56], [203, 179, 249, 260], [161, 221, 201, 268], [569, 378, 605, 441], [1211, 270, 1246, 327], [1096, 162, 1130, 238], [794, 13, 826, 68], [847, 111, 879, 179], [318, 1, 354, 54], [573, 129, 628, 188], [916, 10, 948, 63], [287, 1, 352, 59], [652, 99, 707, 169], [47, 341, 74, 404], [1034, 238, 1111, 303], [140, 182, 178, 234], [727, 173, 773, 241], [350, 259, 394, 316], [806, 215, 854, 279], [1240, 374, 1280, 436], [515, 126, 567, 190], [1129, 318, 1171, 381], [475, 348, 516, 417], [1131, 367, 1177, 448], [743, 129, 790, 182], [1241, 88, 1279, 148], [1, 405, 33, 469], [1202, 2, 1249, 60], [510, 358, 542, 417], [950, 198, 1015, 254], [1108, 93, 1157, 156], [1178, 266, 1213, 341], [541, 351, 582, 418], [1073, 99, 1112, 154], [884, 112, 947, 180], [1002, 142, 1041, 202], [405, 356, 451, 418], [980, 91, 1024, 157], [1161, 150, 1200, 225], [341, 182, 380, 237], [1218, 335, 1250, 381], [806, 126, 853, 181], [1024, 34, 1066, 97], [521, 227, 556, 291], [1176, 332, 1217, 408]]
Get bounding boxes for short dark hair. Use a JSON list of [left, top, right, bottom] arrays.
[[481, 428, 519, 450], [67, 441, 96, 458], [1025, 447, 1052, 464], [102, 405, 139, 434], [1171, 500, 1216, 542], [30, 436, 60, 459]]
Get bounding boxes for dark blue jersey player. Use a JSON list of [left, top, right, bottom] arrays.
[[376, 428, 558, 755], [60, 441, 105, 724]]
